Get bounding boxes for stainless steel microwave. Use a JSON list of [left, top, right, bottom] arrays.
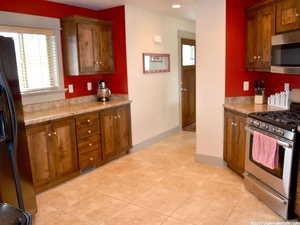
[[271, 30, 300, 74]]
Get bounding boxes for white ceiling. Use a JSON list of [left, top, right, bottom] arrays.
[[47, 0, 197, 21]]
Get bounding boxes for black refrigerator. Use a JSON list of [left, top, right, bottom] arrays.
[[0, 36, 37, 214]]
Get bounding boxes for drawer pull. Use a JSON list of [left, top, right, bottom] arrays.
[[87, 119, 91, 123], [89, 143, 93, 147], [53, 131, 57, 135], [48, 133, 52, 137], [88, 130, 92, 134], [89, 157, 94, 161]]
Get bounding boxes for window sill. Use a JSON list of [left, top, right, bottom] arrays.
[[21, 88, 67, 105]]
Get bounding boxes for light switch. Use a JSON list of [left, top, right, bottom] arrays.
[[87, 82, 92, 91], [243, 81, 249, 91], [68, 84, 74, 93]]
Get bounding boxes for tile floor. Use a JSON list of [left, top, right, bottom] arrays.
[[34, 131, 282, 225]]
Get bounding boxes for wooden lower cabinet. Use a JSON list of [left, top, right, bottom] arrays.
[[223, 109, 247, 176], [26, 104, 132, 192], [26, 119, 78, 192], [100, 105, 132, 161]]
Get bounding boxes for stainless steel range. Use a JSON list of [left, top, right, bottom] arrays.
[[245, 103, 300, 219]]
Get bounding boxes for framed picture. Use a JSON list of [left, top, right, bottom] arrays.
[[143, 53, 170, 73]]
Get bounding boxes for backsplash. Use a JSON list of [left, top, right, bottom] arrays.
[[225, 96, 254, 104], [23, 94, 128, 112]]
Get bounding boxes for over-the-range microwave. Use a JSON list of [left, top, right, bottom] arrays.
[[271, 30, 300, 74]]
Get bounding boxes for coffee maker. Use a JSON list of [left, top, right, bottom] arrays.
[[97, 80, 111, 102]]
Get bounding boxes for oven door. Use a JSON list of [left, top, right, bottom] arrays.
[[245, 126, 294, 198]]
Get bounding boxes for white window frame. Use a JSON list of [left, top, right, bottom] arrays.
[[0, 11, 65, 105]]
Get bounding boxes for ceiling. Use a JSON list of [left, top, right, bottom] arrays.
[[47, 0, 197, 21]]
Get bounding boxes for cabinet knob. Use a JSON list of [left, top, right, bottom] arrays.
[[253, 56, 257, 60], [114, 116, 118, 120], [48, 133, 52, 137], [88, 130, 92, 134], [89, 143, 93, 147], [89, 157, 94, 161], [87, 119, 91, 123], [118, 114, 121, 119], [53, 131, 57, 135], [296, 13, 300, 17]]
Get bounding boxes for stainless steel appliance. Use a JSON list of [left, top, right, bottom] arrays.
[[271, 30, 300, 74], [97, 80, 111, 102], [244, 106, 300, 219], [0, 36, 37, 214]]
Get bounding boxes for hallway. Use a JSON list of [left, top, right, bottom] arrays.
[[34, 132, 282, 225]]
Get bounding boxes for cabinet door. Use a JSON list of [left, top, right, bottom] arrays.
[[26, 124, 55, 188], [99, 24, 114, 73], [77, 23, 97, 73], [51, 119, 78, 178], [223, 111, 235, 163], [276, 0, 300, 33], [100, 108, 118, 160], [246, 11, 258, 70], [116, 105, 132, 154], [257, 4, 274, 70], [231, 116, 246, 175]]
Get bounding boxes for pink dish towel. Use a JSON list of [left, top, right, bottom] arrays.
[[252, 131, 279, 170]]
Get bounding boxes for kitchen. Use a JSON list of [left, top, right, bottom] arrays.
[[2, 0, 300, 224]]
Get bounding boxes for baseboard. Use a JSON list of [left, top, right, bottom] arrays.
[[130, 126, 181, 153], [196, 154, 227, 168]]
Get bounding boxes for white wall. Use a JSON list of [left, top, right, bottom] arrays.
[[125, 5, 195, 145], [196, 0, 226, 158]]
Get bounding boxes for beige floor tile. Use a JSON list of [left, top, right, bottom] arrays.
[[132, 186, 192, 216], [161, 217, 196, 225], [105, 204, 167, 225]]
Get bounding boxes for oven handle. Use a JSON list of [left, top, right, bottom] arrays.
[[245, 127, 293, 149]]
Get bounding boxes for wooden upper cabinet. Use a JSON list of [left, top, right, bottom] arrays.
[[276, 0, 300, 33], [61, 16, 114, 76], [51, 119, 78, 178], [246, 3, 275, 72]]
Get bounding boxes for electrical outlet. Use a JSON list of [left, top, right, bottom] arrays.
[[243, 81, 249, 91], [87, 82, 92, 91], [68, 84, 74, 93]]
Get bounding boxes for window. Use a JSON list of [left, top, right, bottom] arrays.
[[0, 26, 60, 94], [182, 44, 196, 66]]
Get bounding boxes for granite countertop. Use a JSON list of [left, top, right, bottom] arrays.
[[24, 99, 131, 126], [223, 103, 284, 115]]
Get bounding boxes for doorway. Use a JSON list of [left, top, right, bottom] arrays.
[[181, 39, 196, 132]]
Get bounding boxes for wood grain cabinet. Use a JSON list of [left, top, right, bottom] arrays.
[[61, 16, 114, 75], [75, 113, 102, 170], [26, 119, 78, 192], [100, 105, 132, 161], [223, 109, 247, 176], [276, 0, 300, 33], [247, 3, 275, 72]]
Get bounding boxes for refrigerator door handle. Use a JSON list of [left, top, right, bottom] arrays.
[[0, 73, 24, 210]]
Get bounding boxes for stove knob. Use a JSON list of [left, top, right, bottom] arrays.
[[276, 128, 284, 136]]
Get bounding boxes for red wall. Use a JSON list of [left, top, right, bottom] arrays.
[[226, 0, 264, 97], [0, 0, 128, 98]]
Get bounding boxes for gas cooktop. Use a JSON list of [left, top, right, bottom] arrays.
[[249, 110, 300, 131]]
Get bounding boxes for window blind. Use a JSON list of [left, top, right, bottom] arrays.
[[0, 26, 59, 93]]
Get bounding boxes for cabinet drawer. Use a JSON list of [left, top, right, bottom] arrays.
[[76, 113, 99, 128], [77, 124, 99, 139], [78, 135, 100, 154], [79, 150, 99, 169]]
